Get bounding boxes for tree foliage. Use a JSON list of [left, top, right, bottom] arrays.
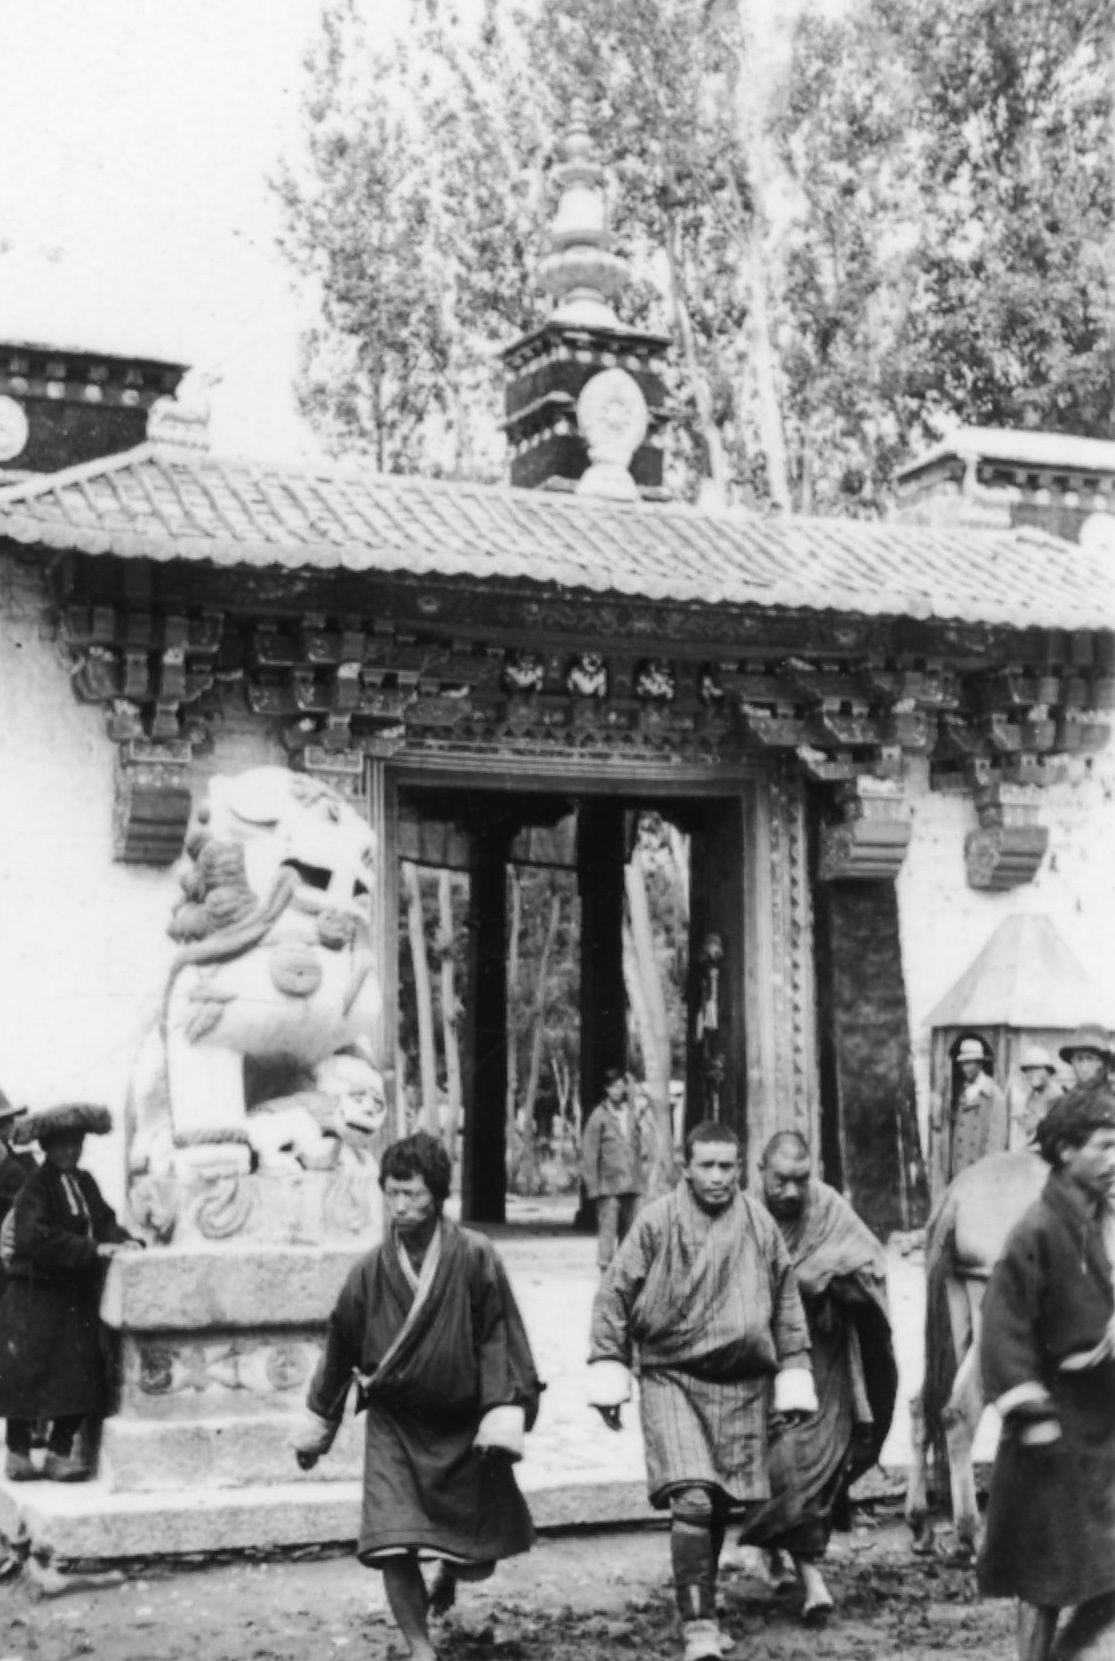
[[278, 0, 1115, 506]]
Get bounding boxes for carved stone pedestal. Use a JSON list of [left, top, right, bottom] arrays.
[[0, 1244, 365, 1560], [96, 1245, 365, 1497]]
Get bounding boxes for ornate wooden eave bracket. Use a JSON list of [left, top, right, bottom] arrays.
[[64, 604, 223, 863], [817, 776, 914, 883]]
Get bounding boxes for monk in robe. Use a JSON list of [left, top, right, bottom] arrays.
[[978, 1089, 1115, 1661], [738, 1131, 896, 1622], [292, 1131, 543, 1661], [588, 1120, 815, 1661]]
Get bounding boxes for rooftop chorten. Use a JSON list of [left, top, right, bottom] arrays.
[[501, 102, 671, 501]]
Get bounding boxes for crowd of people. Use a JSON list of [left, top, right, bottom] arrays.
[[0, 1032, 1112, 1661]]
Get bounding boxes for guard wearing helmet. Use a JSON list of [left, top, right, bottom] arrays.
[[1007, 1045, 1064, 1150], [949, 1036, 1008, 1179]]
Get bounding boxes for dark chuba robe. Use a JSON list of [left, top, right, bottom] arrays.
[[308, 1219, 542, 1566], [0, 1161, 130, 1420], [0, 1142, 36, 1302], [978, 1172, 1115, 1609], [738, 1180, 897, 1557]]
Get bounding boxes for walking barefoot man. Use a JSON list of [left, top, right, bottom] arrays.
[[292, 1132, 543, 1661]]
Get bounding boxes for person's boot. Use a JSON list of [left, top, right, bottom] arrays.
[[681, 1618, 724, 1661], [42, 1449, 91, 1482], [4, 1450, 38, 1481]]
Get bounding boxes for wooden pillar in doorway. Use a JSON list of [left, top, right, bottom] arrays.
[[578, 802, 628, 1115], [365, 758, 400, 1125], [462, 825, 510, 1223]]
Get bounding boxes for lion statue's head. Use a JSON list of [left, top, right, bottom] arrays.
[[167, 767, 376, 959]]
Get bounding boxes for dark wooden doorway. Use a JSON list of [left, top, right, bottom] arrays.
[[394, 782, 746, 1224]]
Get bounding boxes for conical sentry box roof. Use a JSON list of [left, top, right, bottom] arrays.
[[928, 913, 1105, 1030]]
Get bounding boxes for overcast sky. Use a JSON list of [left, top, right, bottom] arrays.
[[0, 0, 406, 460]]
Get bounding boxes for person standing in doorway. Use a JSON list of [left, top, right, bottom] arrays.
[[1007, 1046, 1064, 1150], [949, 1037, 1008, 1179], [582, 1068, 654, 1272]]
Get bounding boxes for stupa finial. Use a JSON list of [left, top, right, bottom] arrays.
[[537, 103, 628, 329]]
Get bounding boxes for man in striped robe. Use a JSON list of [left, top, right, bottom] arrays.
[[588, 1121, 815, 1661]]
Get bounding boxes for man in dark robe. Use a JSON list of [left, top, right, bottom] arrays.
[[0, 1103, 141, 1481], [978, 1089, 1115, 1661], [738, 1131, 896, 1622], [0, 1091, 35, 1300], [292, 1131, 542, 1661], [588, 1120, 815, 1661]]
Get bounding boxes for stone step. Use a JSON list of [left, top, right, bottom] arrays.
[[0, 1472, 657, 1564], [98, 1412, 365, 1493]]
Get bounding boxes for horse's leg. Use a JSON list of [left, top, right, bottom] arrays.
[[1016, 1602, 1058, 1661], [941, 1340, 983, 1556], [906, 1391, 935, 1552]]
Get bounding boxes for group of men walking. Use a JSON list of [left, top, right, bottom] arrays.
[[294, 1113, 897, 1661]]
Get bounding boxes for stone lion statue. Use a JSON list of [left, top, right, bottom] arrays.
[[127, 767, 382, 1217]]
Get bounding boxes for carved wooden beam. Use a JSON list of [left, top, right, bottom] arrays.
[[817, 776, 913, 883], [964, 779, 1049, 891], [112, 739, 193, 865]]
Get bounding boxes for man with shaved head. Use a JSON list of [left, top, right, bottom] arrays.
[[737, 1131, 896, 1623]]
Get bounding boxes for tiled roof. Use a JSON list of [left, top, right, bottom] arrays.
[[898, 425, 1115, 481], [0, 442, 1111, 632]]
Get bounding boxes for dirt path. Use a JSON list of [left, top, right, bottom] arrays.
[[0, 1512, 1015, 1661]]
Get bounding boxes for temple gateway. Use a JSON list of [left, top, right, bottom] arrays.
[[0, 115, 1112, 1556]]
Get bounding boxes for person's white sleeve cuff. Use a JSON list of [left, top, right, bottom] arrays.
[[773, 1367, 817, 1415], [586, 1360, 632, 1407], [1019, 1418, 1062, 1446], [289, 1407, 339, 1457], [994, 1382, 1051, 1419], [474, 1404, 526, 1461]]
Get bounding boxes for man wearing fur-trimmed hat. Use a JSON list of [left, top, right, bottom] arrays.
[[949, 1037, 1008, 1179], [1007, 1045, 1065, 1151], [0, 1104, 142, 1482]]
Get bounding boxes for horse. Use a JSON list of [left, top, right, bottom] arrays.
[[905, 1149, 1047, 1556]]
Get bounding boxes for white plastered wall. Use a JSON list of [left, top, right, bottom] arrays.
[[896, 753, 1115, 1151], [0, 553, 285, 1206]]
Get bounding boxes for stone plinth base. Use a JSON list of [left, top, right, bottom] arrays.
[[0, 1475, 658, 1564], [99, 1411, 365, 1493], [99, 1242, 366, 1493]]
